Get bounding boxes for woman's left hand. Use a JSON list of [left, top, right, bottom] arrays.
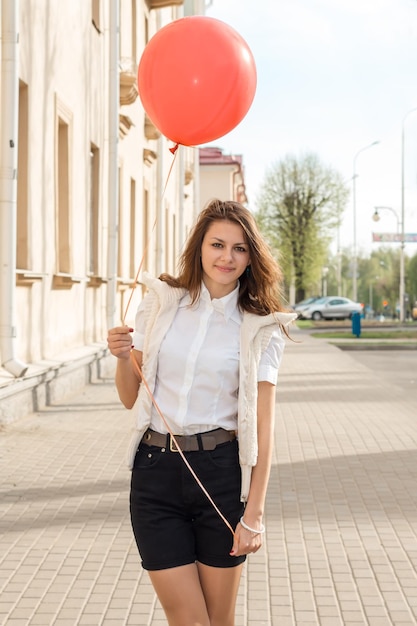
[[229, 521, 263, 557]]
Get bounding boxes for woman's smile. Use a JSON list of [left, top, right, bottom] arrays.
[[215, 265, 235, 273]]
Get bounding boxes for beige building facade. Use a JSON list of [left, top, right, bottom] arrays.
[[0, 0, 210, 421], [199, 146, 248, 208]]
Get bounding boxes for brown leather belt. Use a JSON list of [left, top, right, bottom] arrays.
[[141, 428, 236, 452]]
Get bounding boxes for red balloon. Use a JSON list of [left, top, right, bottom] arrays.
[[137, 16, 257, 146]]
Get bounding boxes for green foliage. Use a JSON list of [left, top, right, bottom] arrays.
[[256, 153, 349, 301], [408, 252, 417, 307], [357, 248, 400, 312], [310, 330, 417, 339], [324, 247, 415, 317]]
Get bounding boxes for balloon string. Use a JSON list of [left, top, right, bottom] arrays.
[[123, 144, 235, 538], [122, 148, 178, 325], [130, 351, 235, 537]]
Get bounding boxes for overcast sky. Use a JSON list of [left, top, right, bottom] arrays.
[[205, 0, 417, 255]]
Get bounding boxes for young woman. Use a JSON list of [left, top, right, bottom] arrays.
[[107, 199, 296, 626]]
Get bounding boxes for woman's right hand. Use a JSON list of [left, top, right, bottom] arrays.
[[107, 326, 133, 360]]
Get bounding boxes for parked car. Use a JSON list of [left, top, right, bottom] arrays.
[[298, 296, 363, 321], [293, 297, 319, 316]]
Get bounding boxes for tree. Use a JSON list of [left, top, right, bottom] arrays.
[[357, 249, 397, 315], [355, 247, 413, 318], [407, 251, 417, 313], [256, 153, 349, 303]]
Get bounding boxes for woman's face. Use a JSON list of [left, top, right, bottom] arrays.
[[201, 220, 250, 299]]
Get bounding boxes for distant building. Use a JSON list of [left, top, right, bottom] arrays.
[[199, 147, 248, 208]]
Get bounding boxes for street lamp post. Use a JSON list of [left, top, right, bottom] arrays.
[[372, 205, 400, 232], [400, 107, 417, 322], [372, 206, 402, 319], [352, 140, 380, 302]]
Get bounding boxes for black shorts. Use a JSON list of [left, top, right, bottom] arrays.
[[130, 436, 246, 571]]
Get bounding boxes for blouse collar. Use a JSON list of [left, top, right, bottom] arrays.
[[181, 282, 241, 323]]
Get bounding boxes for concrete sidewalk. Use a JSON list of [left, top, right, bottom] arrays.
[[1, 329, 417, 625]]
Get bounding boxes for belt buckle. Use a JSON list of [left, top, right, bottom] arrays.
[[169, 434, 180, 452]]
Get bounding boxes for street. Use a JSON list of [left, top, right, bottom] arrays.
[[347, 349, 417, 394]]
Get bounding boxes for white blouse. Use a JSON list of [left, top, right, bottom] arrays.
[[132, 282, 284, 435]]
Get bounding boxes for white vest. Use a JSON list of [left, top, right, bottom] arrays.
[[126, 273, 296, 501]]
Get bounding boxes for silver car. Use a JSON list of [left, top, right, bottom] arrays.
[[293, 297, 319, 312], [299, 296, 363, 321]]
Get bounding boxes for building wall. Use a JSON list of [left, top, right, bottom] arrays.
[[0, 0, 200, 419], [200, 163, 240, 207], [199, 147, 248, 208]]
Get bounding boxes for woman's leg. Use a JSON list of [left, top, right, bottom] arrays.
[[148, 562, 244, 626], [148, 563, 210, 626], [197, 562, 244, 626]]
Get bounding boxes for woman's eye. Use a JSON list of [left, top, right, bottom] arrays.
[[212, 242, 222, 248], [236, 247, 247, 253]]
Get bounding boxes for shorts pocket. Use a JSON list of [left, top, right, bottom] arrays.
[[206, 440, 240, 470], [133, 444, 165, 470]]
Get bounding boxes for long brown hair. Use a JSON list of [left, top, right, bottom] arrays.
[[160, 199, 289, 317]]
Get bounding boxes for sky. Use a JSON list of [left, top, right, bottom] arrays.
[[204, 0, 417, 256]]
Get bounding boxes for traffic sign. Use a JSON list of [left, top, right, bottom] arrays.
[[372, 232, 417, 243]]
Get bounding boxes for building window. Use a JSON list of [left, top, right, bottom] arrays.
[[131, 0, 137, 63], [117, 172, 137, 280], [172, 212, 176, 272], [130, 178, 136, 277], [117, 166, 123, 277], [55, 98, 73, 275], [164, 205, 176, 274], [17, 81, 29, 270], [89, 144, 100, 275], [143, 189, 149, 273], [164, 205, 170, 273], [144, 14, 149, 45], [92, 0, 101, 32]]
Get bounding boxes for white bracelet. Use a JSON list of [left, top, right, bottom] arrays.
[[239, 516, 265, 534]]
